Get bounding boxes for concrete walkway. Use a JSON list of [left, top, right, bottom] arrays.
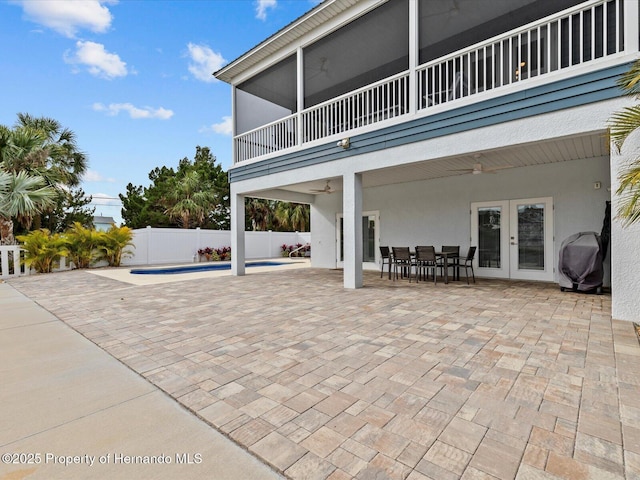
[[4, 267, 640, 479], [0, 283, 283, 480]]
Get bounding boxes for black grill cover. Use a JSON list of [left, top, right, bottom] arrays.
[[558, 232, 603, 292]]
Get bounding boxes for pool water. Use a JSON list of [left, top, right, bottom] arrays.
[[130, 261, 289, 275]]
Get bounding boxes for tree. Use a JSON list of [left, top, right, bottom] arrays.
[[274, 202, 310, 232], [0, 113, 89, 233], [13, 113, 87, 188], [161, 170, 218, 228], [0, 169, 56, 244], [246, 198, 273, 231], [40, 187, 95, 233], [610, 59, 640, 226], [120, 146, 230, 229]]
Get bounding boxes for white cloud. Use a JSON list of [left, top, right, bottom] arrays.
[[256, 0, 277, 20], [65, 40, 128, 79], [16, 0, 116, 38], [200, 116, 232, 136], [186, 43, 225, 83], [93, 102, 174, 120], [83, 170, 115, 182]]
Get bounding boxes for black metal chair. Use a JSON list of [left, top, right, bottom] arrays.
[[461, 246, 477, 284], [415, 246, 438, 284], [438, 245, 460, 280], [379, 246, 392, 279], [391, 247, 415, 282]]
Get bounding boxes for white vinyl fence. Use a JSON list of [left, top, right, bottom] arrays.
[[0, 228, 311, 278], [123, 227, 310, 266]]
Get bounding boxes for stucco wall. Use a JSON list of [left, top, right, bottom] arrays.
[[611, 130, 640, 323], [311, 156, 612, 285]]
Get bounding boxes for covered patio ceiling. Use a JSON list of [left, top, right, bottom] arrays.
[[248, 131, 610, 199]]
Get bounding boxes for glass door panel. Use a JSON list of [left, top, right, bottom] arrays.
[[471, 201, 509, 278], [509, 197, 554, 281], [478, 207, 502, 268], [337, 211, 379, 268], [363, 216, 376, 263], [516, 203, 545, 270]]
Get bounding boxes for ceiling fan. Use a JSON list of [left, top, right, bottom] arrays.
[[450, 162, 514, 175], [310, 180, 334, 194]]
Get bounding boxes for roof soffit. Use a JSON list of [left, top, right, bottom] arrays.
[[215, 0, 386, 84]]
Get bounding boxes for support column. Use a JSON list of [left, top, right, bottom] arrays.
[[408, 0, 419, 115], [343, 171, 363, 289], [231, 187, 246, 276], [624, 0, 639, 55], [610, 134, 640, 322], [297, 46, 304, 147]]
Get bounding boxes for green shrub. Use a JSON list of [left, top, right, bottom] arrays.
[[16, 229, 67, 273], [97, 225, 134, 267], [64, 222, 101, 269]]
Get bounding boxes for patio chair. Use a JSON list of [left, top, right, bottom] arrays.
[[391, 247, 415, 282], [415, 246, 437, 284], [379, 246, 392, 279], [461, 246, 477, 284], [438, 245, 460, 280]]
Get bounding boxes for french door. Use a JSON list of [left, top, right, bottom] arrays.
[[471, 197, 554, 281], [336, 211, 379, 269]]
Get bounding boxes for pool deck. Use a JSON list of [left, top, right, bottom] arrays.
[[3, 266, 640, 479], [89, 257, 310, 285]]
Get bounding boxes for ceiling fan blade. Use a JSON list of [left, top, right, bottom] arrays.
[[484, 165, 514, 172]]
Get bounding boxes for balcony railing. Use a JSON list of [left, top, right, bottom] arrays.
[[234, 0, 628, 164], [417, 0, 624, 109], [302, 72, 410, 143]]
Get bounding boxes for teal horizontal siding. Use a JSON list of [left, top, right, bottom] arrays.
[[229, 63, 628, 183]]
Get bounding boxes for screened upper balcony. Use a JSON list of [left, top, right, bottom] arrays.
[[230, 0, 633, 164]]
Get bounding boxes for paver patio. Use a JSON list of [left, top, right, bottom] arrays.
[[7, 268, 640, 479]]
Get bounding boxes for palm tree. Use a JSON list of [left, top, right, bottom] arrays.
[[246, 198, 271, 231], [609, 59, 640, 226], [275, 202, 310, 231], [98, 225, 134, 267], [1, 114, 89, 232], [161, 170, 217, 228], [13, 113, 87, 187], [0, 169, 56, 244]]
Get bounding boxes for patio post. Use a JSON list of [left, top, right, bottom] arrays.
[[231, 188, 246, 276], [343, 171, 363, 289], [610, 131, 640, 323]]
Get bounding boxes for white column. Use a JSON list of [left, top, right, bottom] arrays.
[[408, 0, 419, 115], [610, 133, 640, 322], [343, 171, 363, 289], [297, 46, 304, 146], [231, 85, 238, 164], [624, 0, 639, 54], [231, 186, 246, 276]]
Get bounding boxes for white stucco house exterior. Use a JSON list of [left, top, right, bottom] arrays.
[[215, 0, 639, 323]]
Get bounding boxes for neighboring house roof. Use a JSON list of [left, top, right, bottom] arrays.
[[214, 0, 364, 83], [93, 216, 116, 225]]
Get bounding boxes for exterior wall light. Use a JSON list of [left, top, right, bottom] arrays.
[[337, 138, 350, 149]]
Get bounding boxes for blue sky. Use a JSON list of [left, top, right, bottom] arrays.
[[0, 0, 318, 224]]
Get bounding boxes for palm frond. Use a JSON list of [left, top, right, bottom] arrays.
[[608, 106, 640, 151]]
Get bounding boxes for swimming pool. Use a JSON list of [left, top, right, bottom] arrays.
[[130, 261, 289, 275]]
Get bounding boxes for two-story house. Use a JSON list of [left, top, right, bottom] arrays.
[[215, 0, 640, 323]]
